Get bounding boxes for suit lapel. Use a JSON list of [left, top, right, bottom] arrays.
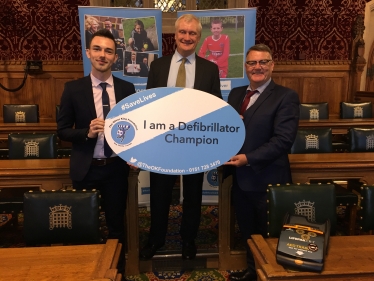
[[244, 80, 275, 120], [194, 56, 203, 89], [83, 75, 97, 119], [160, 56, 173, 86], [113, 76, 122, 103]]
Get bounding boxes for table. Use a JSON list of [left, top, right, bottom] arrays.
[[0, 122, 57, 138], [248, 234, 374, 280], [217, 152, 374, 270], [0, 239, 122, 281], [298, 118, 374, 134], [0, 159, 71, 190], [289, 152, 374, 184]]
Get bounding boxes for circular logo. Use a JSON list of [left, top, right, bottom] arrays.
[[111, 121, 135, 145], [206, 169, 219, 187], [308, 243, 318, 252]]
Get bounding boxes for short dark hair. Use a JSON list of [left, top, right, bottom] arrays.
[[211, 18, 222, 27], [246, 44, 273, 59], [89, 29, 116, 49]]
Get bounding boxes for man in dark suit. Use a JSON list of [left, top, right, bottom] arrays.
[[139, 14, 222, 261], [124, 51, 140, 76], [225, 44, 300, 281], [139, 57, 149, 77], [57, 29, 135, 278], [104, 18, 120, 39]]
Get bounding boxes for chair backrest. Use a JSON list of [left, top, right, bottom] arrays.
[[267, 183, 336, 237], [348, 128, 374, 152], [8, 133, 57, 159], [3, 104, 39, 123], [300, 103, 329, 120], [340, 102, 372, 118], [23, 190, 101, 245], [290, 128, 332, 154], [360, 185, 374, 232]]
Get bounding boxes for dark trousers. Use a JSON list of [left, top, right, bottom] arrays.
[[148, 172, 204, 245], [72, 158, 129, 273], [232, 183, 268, 272]]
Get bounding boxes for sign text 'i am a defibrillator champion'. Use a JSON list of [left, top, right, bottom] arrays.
[[144, 120, 241, 147]]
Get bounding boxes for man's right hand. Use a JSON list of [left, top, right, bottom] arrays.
[[88, 118, 105, 138]]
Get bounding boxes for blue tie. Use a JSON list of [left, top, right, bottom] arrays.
[[100, 82, 112, 158]]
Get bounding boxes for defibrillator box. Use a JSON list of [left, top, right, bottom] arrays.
[[276, 213, 330, 272]]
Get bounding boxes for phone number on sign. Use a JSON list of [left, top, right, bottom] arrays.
[[188, 160, 221, 173], [136, 160, 221, 174]]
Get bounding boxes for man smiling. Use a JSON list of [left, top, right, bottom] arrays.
[[140, 14, 222, 261], [225, 44, 300, 281], [57, 29, 135, 279]]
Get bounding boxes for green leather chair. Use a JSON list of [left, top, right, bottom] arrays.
[[267, 183, 336, 237], [340, 102, 372, 119], [360, 184, 374, 233], [8, 133, 57, 159], [300, 103, 329, 120], [23, 190, 102, 245], [3, 104, 39, 123], [348, 128, 374, 152], [290, 128, 332, 154]]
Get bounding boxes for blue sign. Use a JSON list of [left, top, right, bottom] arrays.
[[105, 87, 245, 175]]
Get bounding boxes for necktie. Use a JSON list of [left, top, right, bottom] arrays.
[[240, 90, 257, 115], [99, 82, 112, 158], [175, 58, 187, 87]]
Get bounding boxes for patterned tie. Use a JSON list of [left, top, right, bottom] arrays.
[[99, 82, 112, 158], [175, 58, 187, 87], [240, 90, 257, 115]]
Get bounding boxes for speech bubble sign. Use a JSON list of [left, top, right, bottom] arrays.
[[105, 87, 245, 175]]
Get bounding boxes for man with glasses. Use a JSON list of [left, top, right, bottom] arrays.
[[225, 44, 300, 281]]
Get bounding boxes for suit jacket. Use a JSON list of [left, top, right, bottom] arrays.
[[146, 54, 222, 99], [111, 28, 119, 39], [227, 80, 300, 191], [57, 75, 135, 181], [139, 62, 149, 78]]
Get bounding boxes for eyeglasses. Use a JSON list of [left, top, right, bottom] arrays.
[[245, 59, 272, 67]]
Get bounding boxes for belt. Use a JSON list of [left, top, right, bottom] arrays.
[[91, 157, 119, 166]]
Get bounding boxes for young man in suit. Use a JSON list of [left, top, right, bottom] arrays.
[[225, 44, 300, 281], [57, 29, 135, 278], [140, 14, 222, 261]]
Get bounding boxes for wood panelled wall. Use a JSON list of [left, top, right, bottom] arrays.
[[0, 60, 353, 121], [273, 61, 351, 119], [0, 62, 83, 123]]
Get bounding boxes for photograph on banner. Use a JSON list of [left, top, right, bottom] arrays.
[[78, 7, 163, 92], [83, 15, 126, 50], [123, 51, 158, 77], [178, 9, 256, 101], [198, 16, 244, 79], [122, 17, 159, 52]]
